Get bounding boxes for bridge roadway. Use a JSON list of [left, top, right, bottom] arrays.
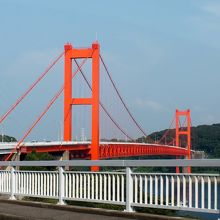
[[0, 198, 195, 220], [0, 141, 189, 159]]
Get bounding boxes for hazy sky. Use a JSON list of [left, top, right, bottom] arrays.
[[0, 0, 220, 141]]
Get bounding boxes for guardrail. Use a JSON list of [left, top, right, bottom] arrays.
[[0, 159, 219, 215]]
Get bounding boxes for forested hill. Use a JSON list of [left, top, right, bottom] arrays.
[[137, 123, 220, 158], [0, 135, 17, 142]]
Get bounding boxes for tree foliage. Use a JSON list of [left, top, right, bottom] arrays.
[[21, 150, 56, 171], [0, 134, 16, 142]]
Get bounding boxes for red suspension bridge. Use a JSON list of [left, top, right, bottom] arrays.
[[0, 42, 192, 172]]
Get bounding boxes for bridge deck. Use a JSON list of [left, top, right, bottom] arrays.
[[0, 141, 189, 158]]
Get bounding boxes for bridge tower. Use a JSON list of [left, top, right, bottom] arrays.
[[175, 109, 191, 173], [64, 42, 100, 171]]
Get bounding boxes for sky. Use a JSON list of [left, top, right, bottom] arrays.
[[0, 0, 220, 141]]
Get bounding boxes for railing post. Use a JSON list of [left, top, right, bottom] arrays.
[[125, 167, 133, 212], [9, 166, 16, 200], [58, 166, 65, 205]]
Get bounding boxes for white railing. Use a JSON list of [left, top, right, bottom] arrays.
[[0, 171, 10, 193], [14, 171, 59, 199], [131, 173, 219, 213], [63, 171, 125, 204], [0, 159, 219, 215]]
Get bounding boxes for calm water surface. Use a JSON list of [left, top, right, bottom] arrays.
[[177, 184, 220, 220]]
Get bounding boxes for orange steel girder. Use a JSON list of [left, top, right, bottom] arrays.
[[64, 42, 100, 170], [99, 144, 188, 159], [175, 109, 191, 173], [19, 143, 189, 159]]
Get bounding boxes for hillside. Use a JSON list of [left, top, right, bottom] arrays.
[[137, 123, 220, 158], [0, 135, 17, 142]]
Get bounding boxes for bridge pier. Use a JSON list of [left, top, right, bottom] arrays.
[[14, 153, 21, 171], [60, 150, 70, 170], [61, 150, 69, 160], [6, 152, 21, 171]]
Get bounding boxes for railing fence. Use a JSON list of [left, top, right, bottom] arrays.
[[0, 159, 218, 215]]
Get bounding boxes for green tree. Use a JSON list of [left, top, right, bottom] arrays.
[[0, 135, 16, 142], [21, 150, 55, 171]]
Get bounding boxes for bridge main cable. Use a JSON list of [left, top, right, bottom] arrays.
[[4, 59, 87, 161], [0, 51, 64, 124], [156, 116, 175, 144], [100, 55, 153, 142], [73, 59, 134, 141]]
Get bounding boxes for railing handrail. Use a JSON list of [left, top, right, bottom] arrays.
[[0, 159, 220, 167], [132, 172, 220, 176], [1, 169, 219, 176]]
